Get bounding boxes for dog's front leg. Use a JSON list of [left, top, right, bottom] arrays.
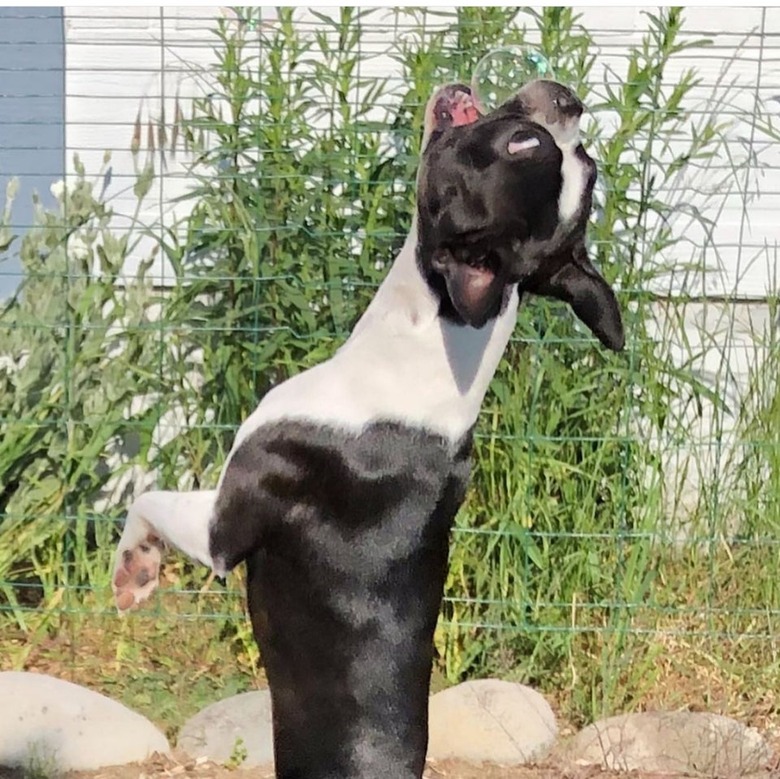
[[112, 490, 218, 611]]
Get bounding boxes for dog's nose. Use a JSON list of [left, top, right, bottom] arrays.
[[556, 92, 584, 118]]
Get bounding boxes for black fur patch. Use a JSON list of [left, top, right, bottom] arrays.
[[210, 420, 473, 779]]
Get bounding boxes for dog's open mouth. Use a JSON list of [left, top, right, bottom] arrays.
[[462, 248, 500, 283], [458, 257, 497, 302], [431, 246, 507, 328], [451, 243, 502, 277]]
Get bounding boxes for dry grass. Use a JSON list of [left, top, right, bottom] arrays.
[[3, 603, 780, 779], [5, 609, 780, 743]]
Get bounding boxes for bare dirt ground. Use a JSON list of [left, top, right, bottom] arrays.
[[1, 751, 777, 779], [4, 753, 760, 779]]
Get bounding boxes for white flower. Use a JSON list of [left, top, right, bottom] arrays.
[[6, 178, 19, 202], [50, 180, 65, 201]]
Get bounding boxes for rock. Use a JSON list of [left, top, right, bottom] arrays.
[[178, 689, 274, 768], [564, 710, 770, 775], [0, 671, 169, 771], [427, 679, 557, 764]]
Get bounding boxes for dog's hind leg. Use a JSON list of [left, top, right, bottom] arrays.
[[112, 490, 217, 612]]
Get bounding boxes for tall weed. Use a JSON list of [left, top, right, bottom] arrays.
[[0, 159, 161, 627]]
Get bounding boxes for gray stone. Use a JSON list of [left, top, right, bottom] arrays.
[[427, 679, 557, 764], [564, 711, 770, 775], [0, 671, 169, 771], [177, 689, 274, 768]]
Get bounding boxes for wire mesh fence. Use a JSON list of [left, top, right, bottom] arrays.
[[1, 6, 779, 726]]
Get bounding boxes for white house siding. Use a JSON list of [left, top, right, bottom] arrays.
[[62, 7, 780, 521], [63, 6, 780, 294], [64, 7, 224, 285]]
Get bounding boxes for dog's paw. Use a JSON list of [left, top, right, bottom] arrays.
[[112, 534, 164, 612]]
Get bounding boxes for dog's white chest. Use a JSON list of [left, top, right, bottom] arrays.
[[231, 293, 518, 451], [558, 143, 588, 223]]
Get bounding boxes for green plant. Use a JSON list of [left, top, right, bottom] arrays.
[[22, 742, 59, 779], [427, 7, 769, 723], [0, 158, 162, 627], [147, 8, 409, 481], [226, 736, 249, 769]]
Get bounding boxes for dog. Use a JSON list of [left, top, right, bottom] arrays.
[[419, 78, 624, 351], [112, 82, 621, 779]]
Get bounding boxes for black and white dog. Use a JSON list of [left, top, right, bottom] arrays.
[[113, 81, 622, 779]]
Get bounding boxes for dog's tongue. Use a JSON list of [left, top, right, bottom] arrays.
[[447, 262, 505, 329]]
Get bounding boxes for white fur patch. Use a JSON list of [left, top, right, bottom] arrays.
[[126, 490, 217, 565], [558, 143, 589, 223], [554, 121, 580, 147], [220, 221, 520, 489]]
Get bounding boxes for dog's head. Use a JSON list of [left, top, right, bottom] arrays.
[[417, 83, 564, 329], [416, 81, 624, 351]]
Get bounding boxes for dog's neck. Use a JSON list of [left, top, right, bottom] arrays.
[[231, 216, 519, 452], [347, 215, 439, 340], [332, 214, 520, 440]]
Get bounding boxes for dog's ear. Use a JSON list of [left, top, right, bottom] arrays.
[[432, 249, 506, 329], [534, 254, 625, 351]]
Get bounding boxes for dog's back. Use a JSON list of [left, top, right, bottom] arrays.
[[214, 420, 471, 778]]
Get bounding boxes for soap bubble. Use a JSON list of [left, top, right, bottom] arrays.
[[471, 47, 554, 112]]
